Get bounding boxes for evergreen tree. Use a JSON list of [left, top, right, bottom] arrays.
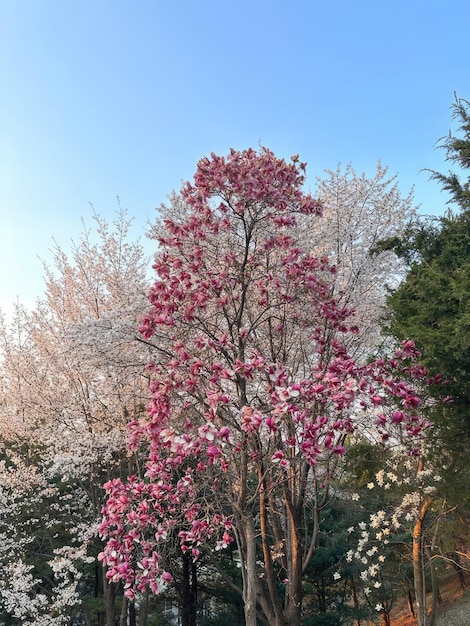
[[428, 94, 470, 210], [383, 96, 470, 501], [378, 97, 470, 624]]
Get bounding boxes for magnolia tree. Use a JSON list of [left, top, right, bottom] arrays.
[[0, 211, 152, 625], [99, 148, 433, 626]]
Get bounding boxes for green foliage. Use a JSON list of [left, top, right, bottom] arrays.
[[378, 96, 470, 510], [301, 497, 371, 625], [427, 95, 470, 209], [387, 214, 470, 389], [384, 207, 470, 504], [82, 594, 106, 613], [381, 96, 470, 560], [345, 441, 385, 487]]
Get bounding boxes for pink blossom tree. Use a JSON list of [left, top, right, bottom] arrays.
[[99, 148, 432, 626]]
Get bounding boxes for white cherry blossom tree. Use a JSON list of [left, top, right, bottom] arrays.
[[0, 210, 152, 625]]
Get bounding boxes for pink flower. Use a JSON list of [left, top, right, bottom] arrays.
[[240, 406, 263, 433], [207, 445, 221, 463]]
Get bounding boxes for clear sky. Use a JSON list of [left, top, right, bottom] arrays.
[[1, 0, 469, 317]]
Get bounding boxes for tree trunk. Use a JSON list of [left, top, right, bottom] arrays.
[[258, 466, 284, 625], [137, 590, 149, 626], [119, 594, 128, 626], [181, 552, 198, 626], [426, 546, 439, 626], [315, 581, 326, 613], [380, 610, 391, 626], [453, 553, 466, 589], [413, 496, 432, 626], [81, 604, 94, 626], [103, 572, 118, 626], [243, 513, 259, 626], [284, 505, 302, 626], [129, 601, 137, 626], [406, 586, 415, 618], [350, 578, 361, 625]]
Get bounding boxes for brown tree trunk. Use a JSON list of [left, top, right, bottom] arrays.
[[426, 546, 439, 626], [284, 504, 302, 626], [243, 512, 259, 626], [413, 496, 432, 626], [258, 466, 284, 625], [350, 578, 361, 625], [380, 610, 391, 626]]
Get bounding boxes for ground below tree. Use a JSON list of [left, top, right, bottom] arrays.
[[387, 571, 470, 626]]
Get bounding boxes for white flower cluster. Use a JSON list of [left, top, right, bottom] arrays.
[[345, 450, 443, 614], [0, 561, 70, 626]]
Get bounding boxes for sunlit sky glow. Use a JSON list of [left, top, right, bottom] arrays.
[[1, 0, 469, 318]]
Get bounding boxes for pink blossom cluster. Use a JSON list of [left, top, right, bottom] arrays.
[[184, 147, 322, 218]]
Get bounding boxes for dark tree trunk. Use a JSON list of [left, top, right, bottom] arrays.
[[129, 601, 137, 626], [119, 594, 128, 626], [426, 546, 439, 626], [103, 572, 118, 626], [137, 590, 149, 626], [181, 552, 198, 626], [453, 554, 466, 590], [350, 578, 361, 625], [413, 496, 432, 626], [380, 611, 391, 626], [407, 586, 415, 618]]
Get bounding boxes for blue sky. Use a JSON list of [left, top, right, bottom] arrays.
[[1, 0, 469, 317]]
